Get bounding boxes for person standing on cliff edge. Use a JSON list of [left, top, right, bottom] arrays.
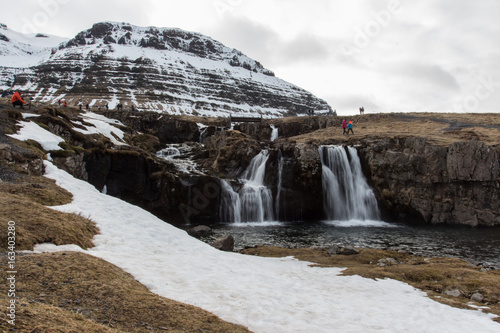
[[342, 119, 348, 135]]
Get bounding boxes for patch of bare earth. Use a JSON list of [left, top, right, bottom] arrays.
[[242, 246, 500, 324]]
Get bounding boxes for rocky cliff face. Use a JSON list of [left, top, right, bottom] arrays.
[[359, 137, 500, 226], [0, 22, 332, 118], [4, 104, 499, 227]]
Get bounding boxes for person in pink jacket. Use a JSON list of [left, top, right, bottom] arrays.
[[342, 119, 347, 135]]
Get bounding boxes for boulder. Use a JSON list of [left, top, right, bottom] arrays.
[[470, 293, 484, 303], [188, 225, 212, 236], [211, 235, 235, 252], [327, 245, 341, 256]]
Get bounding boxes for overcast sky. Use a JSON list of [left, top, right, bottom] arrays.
[[2, 0, 500, 115]]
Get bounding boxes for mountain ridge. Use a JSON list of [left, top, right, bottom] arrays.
[[0, 22, 333, 118]]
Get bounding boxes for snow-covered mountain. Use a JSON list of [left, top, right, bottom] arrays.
[[0, 22, 333, 117]]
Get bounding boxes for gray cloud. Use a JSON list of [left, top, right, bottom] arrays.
[[205, 16, 332, 68], [396, 63, 460, 92]]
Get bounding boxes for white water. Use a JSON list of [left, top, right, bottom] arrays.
[[156, 147, 181, 159], [275, 150, 284, 218], [220, 151, 275, 222], [219, 179, 241, 223], [270, 124, 279, 141], [319, 146, 380, 221]]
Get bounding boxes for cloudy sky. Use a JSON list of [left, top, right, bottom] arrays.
[[2, 0, 500, 115]]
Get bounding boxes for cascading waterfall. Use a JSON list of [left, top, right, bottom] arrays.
[[219, 180, 241, 223], [270, 125, 279, 141], [319, 146, 380, 221], [220, 151, 275, 222], [275, 150, 284, 218]]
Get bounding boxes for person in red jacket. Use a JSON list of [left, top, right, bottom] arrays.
[[11, 92, 27, 109]]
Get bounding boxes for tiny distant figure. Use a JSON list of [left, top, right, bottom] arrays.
[[63, 100, 67, 107], [359, 106, 365, 115], [78, 101, 83, 110], [58, 99, 61, 106], [117, 103, 123, 111], [85, 103, 90, 111], [11, 91, 27, 109], [342, 119, 348, 135], [347, 120, 354, 135], [105, 103, 109, 111], [131, 105, 135, 112], [97, 102, 101, 111]]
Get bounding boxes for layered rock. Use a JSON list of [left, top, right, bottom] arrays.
[[0, 22, 332, 117], [359, 137, 500, 226]]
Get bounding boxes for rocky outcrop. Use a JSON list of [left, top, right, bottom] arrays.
[[7, 105, 498, 227], [359, 137, 500, 226]]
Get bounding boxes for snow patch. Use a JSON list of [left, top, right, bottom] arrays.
[[35, 161, 500, 333]]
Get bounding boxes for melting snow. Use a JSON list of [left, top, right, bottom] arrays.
[[7, 121, 63, 151], [31, 161, 499, 333]]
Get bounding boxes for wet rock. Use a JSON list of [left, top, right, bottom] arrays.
[[188, 225, 212, 236], [211, 235, 234, 252]]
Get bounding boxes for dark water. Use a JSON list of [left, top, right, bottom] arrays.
[[194, 220, 500, 268]]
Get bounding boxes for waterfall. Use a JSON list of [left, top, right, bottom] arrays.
[[198, 123, 208, 143], [220, 151, 275, 223], [275, 150, 284, 218], [319, 146, 380, 221], [219, 180, 241, 223], [270, 125, 279, 141]]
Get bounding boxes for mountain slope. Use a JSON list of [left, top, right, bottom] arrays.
[[0, 22, 333, 117]]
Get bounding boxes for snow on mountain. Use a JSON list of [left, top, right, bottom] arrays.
[[0, 23, 68, 67], [0, 22, 333, 118]]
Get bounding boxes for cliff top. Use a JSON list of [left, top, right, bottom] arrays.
[[284, 112, 500, 147]]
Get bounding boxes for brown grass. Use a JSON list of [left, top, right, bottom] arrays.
[[0, 175, 98, 251], [0, 252, 250, 332], [286, 113, 500, 147], [242, 246, 500, 323]]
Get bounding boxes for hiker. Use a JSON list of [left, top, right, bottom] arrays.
[[85, 103, 90, 111], [63, 100, 67, 107], [78, 101, 83, 110], [58, 99, 61, 106], [11, 92, 27, 109], [131, 105, 135, 112], [359, 106, 365, 115], [105, 103, 109, 111], [97, 102, 101, 111], [117, 103, 123, 111], [347, 120, 354, 135], [342, 119, 348, 135]]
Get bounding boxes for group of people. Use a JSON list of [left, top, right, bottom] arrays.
[[341, 119, 354, 135]]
